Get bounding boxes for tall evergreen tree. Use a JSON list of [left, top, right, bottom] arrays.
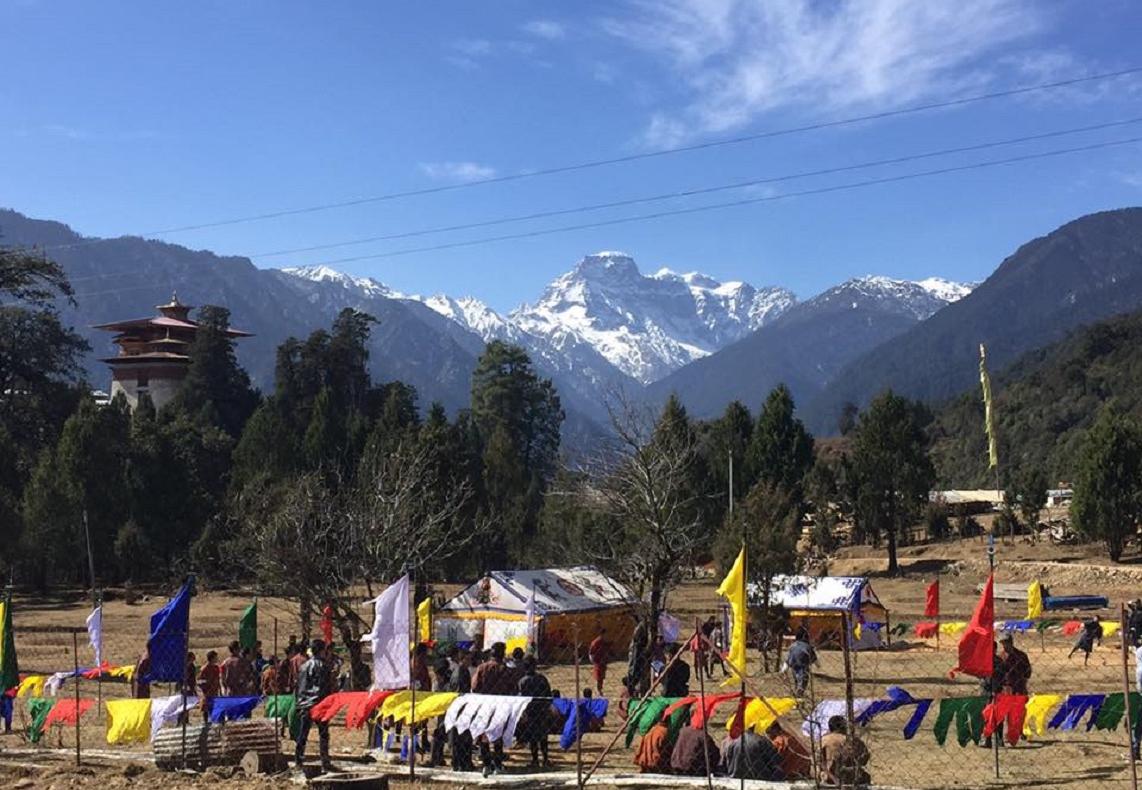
[[849, 391, 934, 574], [745, 384, 814, 497], [1072, 409, 1142, 561], [173, 305, 259, 438]]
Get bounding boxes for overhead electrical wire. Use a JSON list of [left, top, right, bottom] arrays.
[[42, 64, 1142, 250], [248, 117, 1142, 259], [294, 135, 1142, 265]]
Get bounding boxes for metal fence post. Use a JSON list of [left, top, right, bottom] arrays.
[[1121, 603, 1139, 790], [72, 631, 81, 767], [574, 621, 582, 790]]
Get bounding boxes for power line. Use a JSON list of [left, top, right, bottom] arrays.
[[43, 65, 1142, 249], [301, 135, 1142, 265], [250, 117, 1142, 259]]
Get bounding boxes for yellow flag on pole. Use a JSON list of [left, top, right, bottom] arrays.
[[979, 343, 998, 469], [716, 547, 747, 688], [1027, 580, 1043, 620], [416, 598, 432, 644]]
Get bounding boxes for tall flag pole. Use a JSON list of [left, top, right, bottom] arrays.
[[979, 343, 1002, 507]]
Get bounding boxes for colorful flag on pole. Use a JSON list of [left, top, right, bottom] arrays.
[[363, 575, 410, 690], [238, 600, 257, 651], [924, 580, 940, 618], [716, 546, 747, 687], [416, 597, 432, 644], [86, 605, 103, 667], [146, 580, 191, 683], [952, 574, 995, 679], [320, 604, 334, 646], [1027, 580, 1043, 620], [0, 594, 18, 692], [979, 343, 998, 469]]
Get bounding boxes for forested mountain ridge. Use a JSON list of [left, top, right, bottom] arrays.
[[929, 307, 1142, 487], [809, 208, 1142, 434]]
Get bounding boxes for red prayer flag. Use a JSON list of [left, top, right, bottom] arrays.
[[924, 580, 940, 618], [728, 694, 748, 739], [43, 698, 94, 727], [914, 622, 938, 639], [952, 574, 995, 679], [320, 604, 334, 646]]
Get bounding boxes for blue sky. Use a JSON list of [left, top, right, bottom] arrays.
[[2, 0, 1141, 312]]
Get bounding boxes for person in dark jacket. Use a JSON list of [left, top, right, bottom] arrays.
[[670, 724, 719, 776], [294, 639, 334, 773], [1069, 616, 1103, 666], [721, 730, 784, 780], [998, 635, 1032, 694], [516, 656, 553, 768], [661, 649, 690, 697]]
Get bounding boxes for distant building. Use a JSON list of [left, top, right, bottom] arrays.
[[930, 489, 1005, 516], [93, 295, 251, 411]]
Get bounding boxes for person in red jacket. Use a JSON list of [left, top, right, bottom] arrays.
[[588, 628, 608, 695]]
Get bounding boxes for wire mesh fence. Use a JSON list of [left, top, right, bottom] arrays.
[[5, 588, 1142, 789]]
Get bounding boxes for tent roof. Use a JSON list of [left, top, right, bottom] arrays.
[[439, 565, 639, 616], [748, 575, 885, 612]]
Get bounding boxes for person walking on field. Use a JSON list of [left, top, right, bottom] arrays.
[[294, 638, 334, 773], [783, 628, 818, 696], [1069, 615, 1103, 666], [589, 628, 608, 695]]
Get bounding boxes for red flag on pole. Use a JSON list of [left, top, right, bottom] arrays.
[[951, 574, 995, 679], [924, 579, 940, 618], [320, 604, 334, 646]]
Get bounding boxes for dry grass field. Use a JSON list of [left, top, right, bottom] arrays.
[[5, 528, 1142, 788]]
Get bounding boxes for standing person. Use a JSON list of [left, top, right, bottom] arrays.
[[820, 716, 871, 786], [517, 655, 553, 769], [627, 618, 649, 695], [198, 650, 221, 722], [1133, 639, 1142, 759], [132, 647, 152, 699], [1069, 615, 1103, 666], [709, 620, 728, 678], [261, 656, 281, 696], [289, 643, 307, 692], [253, 641, 268, 674], [588, 628, 608, 695], [448, 651, 475, 771], [428, 659, 453, 768], [472, 642, 512, 776], [411, 643, 430, 691], [1129, 600, 1142, 647], [221, 641, 256, 697], [295, 639, 334, 773], [783, 629, 818, 696], [998, 635, 1032, 694]]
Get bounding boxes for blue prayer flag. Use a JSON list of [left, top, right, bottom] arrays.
[[146, 580, 191, 683]]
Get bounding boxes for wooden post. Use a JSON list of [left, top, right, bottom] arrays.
[[574, 621, 583, 790], [694, 619, 714, 790], [72, 631, 81, 767], [840, 612, 855, 788], [1121, 603, 1139, 790], [409, 575, 416, 779]]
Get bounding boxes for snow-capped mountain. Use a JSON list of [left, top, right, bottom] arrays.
[[815, 275, 973, 321], [280, 265, 404, 300], [510, 251, 797, 384]]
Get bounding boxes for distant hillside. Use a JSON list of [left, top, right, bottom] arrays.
[[809, 208, 1142, 434], [645, 276, 966, 419], [929, 308, 1142, 487]]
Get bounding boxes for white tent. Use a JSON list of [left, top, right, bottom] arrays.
[[748, 575, 888, 650], [436, 566, 639, 658]]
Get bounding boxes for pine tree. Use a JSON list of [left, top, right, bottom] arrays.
[[849, 391, 934, 574], [1072, 409, 1142, 561], [173, 305, 259, 438], [745, 384, 814, 497]]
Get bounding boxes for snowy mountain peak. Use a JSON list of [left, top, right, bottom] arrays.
[[281, 265, 403, 299], [914, 276, 976, 303], [818, 275, 975, 320]]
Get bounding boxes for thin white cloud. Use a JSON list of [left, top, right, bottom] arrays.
[[522, 19, 566, 40], [419, 161, 498, 182], [452, 38, 494, 57], [602, 0, 1055, 147]]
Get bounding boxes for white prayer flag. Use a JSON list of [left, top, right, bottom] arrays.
[[85, 605, 103, 667], [364, 575, 410, 690], [524, 584, 537, 652], [151, 693, 198, 741]]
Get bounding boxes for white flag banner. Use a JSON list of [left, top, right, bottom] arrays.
[[151, 693, 199, 741], [524, 584, 537, 651], [363, 575, 410, 690], [85, 605, 103, 667]]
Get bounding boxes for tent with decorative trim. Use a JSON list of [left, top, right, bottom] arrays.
[[749, 575, 888, 650], [435, 566, 639, 659]]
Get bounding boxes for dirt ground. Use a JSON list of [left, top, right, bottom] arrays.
[[5, 529, 1142, 788]]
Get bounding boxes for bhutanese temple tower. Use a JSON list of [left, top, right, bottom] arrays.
[[93, 294, 251, 410]]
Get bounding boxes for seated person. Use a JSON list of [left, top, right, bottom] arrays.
[[720, 730, 783, 781], [634, 721, 674, 774], [766, 720, 813, 780], [820, 716, 870, 787], [670, 723, 719, 776]]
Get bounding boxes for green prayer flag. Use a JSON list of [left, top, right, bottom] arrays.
[[0, 595, 18, 692], [27, 698, 56, 743], [933, 697, 986, 747], [238, 600, 257, 651]]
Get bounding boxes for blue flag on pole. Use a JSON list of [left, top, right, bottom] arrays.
[[146, 579, 191, 683]]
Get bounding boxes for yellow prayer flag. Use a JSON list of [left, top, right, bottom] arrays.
[[1027, 580, 1043, 620], [979, 343, 998, 469], [16, 675, 45, 698], [106, 699, 152, 744], [417, 598, 432, 644], [1103, 621, 1121, 638], [726, 697, 796, 735], [716, 547, 747, 688], [939, 621, 968, 636], [1022, 694, 1064, 738]]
